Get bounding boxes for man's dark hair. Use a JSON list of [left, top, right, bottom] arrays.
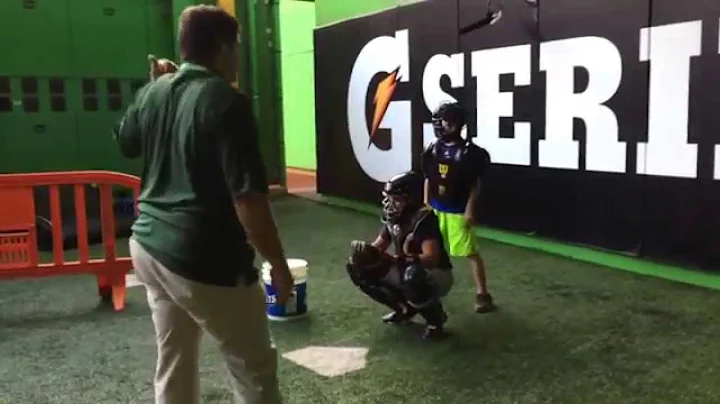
[[178, 5, 239, 66]]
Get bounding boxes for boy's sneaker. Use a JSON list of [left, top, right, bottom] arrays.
[[475, 293, 496, 313]]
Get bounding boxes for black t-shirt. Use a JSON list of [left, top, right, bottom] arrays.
[[380, 208, 452, 270], [114, 63, 267, 287], [422, 140, 490, 214]]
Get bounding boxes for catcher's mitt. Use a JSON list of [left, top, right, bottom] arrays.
[[348, 241, 394, 276]]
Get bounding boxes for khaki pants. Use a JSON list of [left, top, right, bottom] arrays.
[[129, 239, 282, 404]]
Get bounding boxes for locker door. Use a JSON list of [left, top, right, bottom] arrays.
[[75, 77, 141, 174], [245, 0, 284, 185], [69, 0, 148, 78], [147, 0, 175, 59], [0, 0, 72, 76], [0, 76, 12, 173], [2, 77, 80, 173]]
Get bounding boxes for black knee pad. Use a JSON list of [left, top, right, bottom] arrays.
[[402, 263, 436, 307]]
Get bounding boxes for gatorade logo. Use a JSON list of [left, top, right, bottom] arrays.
[[347, 30, 412, 183]]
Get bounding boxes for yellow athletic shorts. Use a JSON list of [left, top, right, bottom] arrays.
[[433, 209, 478, 257]]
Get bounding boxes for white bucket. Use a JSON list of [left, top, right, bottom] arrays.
[[261, 258, 308, 321]]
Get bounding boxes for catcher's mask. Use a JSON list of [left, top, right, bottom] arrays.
[[382, 171, 422, 224], [432, 101, 468, 140]]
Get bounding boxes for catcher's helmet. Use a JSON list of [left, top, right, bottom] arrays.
[[431, 102, 467, 139], [382, 171, 422, 224]]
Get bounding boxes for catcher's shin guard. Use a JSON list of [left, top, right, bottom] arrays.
[[402, 263, 437, 309], [346, 261, 404, 311], [402, 263, 446, 327], [419, 301, 447, 328]]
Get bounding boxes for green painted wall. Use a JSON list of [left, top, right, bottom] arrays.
[[315, 0, 424, 27], [279, 0, 316, 170], [272, 0, 425, 171]]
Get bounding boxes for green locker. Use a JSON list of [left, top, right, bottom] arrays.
[[1, 77, 80, 173], [147, 0, 175, 59], [0, 0, 73, 76], [117, 78, 145, 175], [2, 114, 81, 173], [235, 0, 253, 94], [271, 0, 285, 183], [0, 0, 283, 179], [75, 77, 142, 175], [69, 0, 148, 78], [244, 0, 284, 185], [0, 76, 12, 173]]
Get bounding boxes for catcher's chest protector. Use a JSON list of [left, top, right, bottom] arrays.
[[386, 207, 432, 257], [428, 140, 472, 192]]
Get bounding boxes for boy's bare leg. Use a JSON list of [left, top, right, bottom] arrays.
[[468, 253, 495, 313]]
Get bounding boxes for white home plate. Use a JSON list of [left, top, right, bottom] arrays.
[[126, 273, 143, 288], [282, 346, 368, 377]]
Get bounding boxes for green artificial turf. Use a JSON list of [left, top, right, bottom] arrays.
[[319, 195, 720, 291], [1, 196, 720, 403]]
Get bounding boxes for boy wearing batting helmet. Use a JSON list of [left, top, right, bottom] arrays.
[[422, 101, 495, 313]]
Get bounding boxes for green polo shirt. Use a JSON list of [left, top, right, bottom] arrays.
[[113, 63, 267, 287]]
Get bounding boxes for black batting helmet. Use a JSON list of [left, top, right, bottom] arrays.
[[431, 101, 468, 139]]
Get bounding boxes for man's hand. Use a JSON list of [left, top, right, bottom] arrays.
[[270, 263, 294, 306], [148, 55, 178, 81]]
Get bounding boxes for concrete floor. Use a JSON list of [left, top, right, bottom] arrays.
[[285, 168, 316, 194]]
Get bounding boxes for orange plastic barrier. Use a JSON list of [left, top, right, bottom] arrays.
[[0, 171, 140, 311]]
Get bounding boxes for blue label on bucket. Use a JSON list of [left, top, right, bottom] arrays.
[[264, 281, 307, 318]]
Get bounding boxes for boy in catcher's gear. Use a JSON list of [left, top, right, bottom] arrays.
[[422, 101, 496, 313], [347, 171, 454, 340]]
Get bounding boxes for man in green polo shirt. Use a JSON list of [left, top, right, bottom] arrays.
[[114, 5, 291, 404]]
